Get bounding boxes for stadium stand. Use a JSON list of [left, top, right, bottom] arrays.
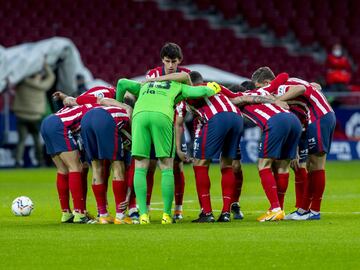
[[0, 0, 332, 84], [191, 0, 360, 84]]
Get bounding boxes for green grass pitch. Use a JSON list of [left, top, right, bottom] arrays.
[[0, 161, 359, 269]]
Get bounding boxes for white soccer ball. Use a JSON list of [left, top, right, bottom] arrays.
[[11, 196, 34, 216]]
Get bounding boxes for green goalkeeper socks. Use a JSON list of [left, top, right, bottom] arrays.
[[134, 168, 148, 215], [161, 169, 175, 215]]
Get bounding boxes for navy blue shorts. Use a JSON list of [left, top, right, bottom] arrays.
[[298, 131, 309, 163], [193, 112, 243, 160], [40, 115, 77, 155], [81, 108, 124, 161], [307, 112, 336, 155], [258, 113, 302, 160]]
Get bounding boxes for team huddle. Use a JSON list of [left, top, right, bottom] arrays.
[[40, 42, 335, 224]]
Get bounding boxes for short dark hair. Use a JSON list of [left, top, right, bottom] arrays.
[[251, 67, 275, 84], [160, 42, 183, 60], [189, 71, 203, 84], [240, 80, 256, 90], [228, 84, 246, 93]]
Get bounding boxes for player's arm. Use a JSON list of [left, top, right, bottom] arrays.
[[52, 91, 78, 106], [99, 97, 133, 121], [175, 115, 187, 162], [146, 72, 193, 85], [116, 78, 141, 102], [231, 94, 289, 109], [181, 82, 220, 99], [220, 86, 242, 98], [263, 72, 289, 93], [276, 85, 306, 101]]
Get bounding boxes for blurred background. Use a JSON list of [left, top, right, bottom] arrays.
[[0, 0, 359, 168]]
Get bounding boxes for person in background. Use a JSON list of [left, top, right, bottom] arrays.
[[13, 56, 55, 167], [325, 43, 352, 92], [76, 74, 87, 96]]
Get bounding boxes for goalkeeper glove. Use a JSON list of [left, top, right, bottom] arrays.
[[206, 82, 221, 94]]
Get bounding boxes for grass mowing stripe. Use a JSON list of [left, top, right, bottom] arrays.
[[0, 161, 359, 270]]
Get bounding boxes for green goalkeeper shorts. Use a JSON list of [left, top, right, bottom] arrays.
[[131, 111, 175, 159]]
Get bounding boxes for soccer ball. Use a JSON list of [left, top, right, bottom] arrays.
[[11, 196, 34, 216]]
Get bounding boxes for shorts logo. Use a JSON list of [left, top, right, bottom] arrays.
[[308, 137, 316, 149], [193, 140, 200, 157], [277, 86, 286, 96], [67, 130, 73, 139]]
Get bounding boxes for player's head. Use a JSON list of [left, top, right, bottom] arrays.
[[189, 71, 203, 85], [228, 84, 246, 93], [251, 67, 275, 88], [160, 42, 183, 74], [240, 80, 256, 90]]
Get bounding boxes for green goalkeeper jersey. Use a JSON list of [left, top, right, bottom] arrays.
[[116, 79, 216, 120]]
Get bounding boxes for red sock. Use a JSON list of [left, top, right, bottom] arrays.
[[92, 183, 107, 215], [193, 166, 212, 214], [259, 168, 280, 210], [221, 167, 236, 213], [146, 169, 155, 206], [301, 171, 313, 211], [233, 169, 243, 203], [102, 160, 111, 192], [112, 180, 128, 214], [294, 168, 307, 209], [128, 190, 137, 210], [274, 172, 289, 209], [126, 159, 136, 209], [81, 167, 89, 208], [309, 170, 326, 212], [68, 172, 85, 213], [56, 173, 70, 212], [174, 168, 185, 206]]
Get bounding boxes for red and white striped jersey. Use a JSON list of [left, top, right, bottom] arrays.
[[76, 86, 116, 105], [175, 101, 187, 118], [55, 104, 98, 134], [187, 84, 242, 122], [241, 89, 290, 130], [99, 106, 131, 148], [272, 78, 333, 123], [98, 106, 130, 127], [146, 66, 191, 79]]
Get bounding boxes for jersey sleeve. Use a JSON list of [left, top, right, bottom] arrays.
[[116, 79, 141, 102], [76, 87, 115, 105], [263, 72, 289, 93], [146, 68, 160, 79], [220, 85, 243, 98], [175, 101, 187, 118], [181, 85, 215, 99]]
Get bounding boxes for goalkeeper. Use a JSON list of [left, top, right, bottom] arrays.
[[116, 76, 220, 224]]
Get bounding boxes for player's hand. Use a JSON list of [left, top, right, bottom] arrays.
[[52, 91, 67, 101], [290, 157, 300, 171], [177, 150, 192, 163], [145, 77, 157, 83], [63, 97, 77, 107], [275, 99, 289, 110], [207, 82, 221, 94]]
